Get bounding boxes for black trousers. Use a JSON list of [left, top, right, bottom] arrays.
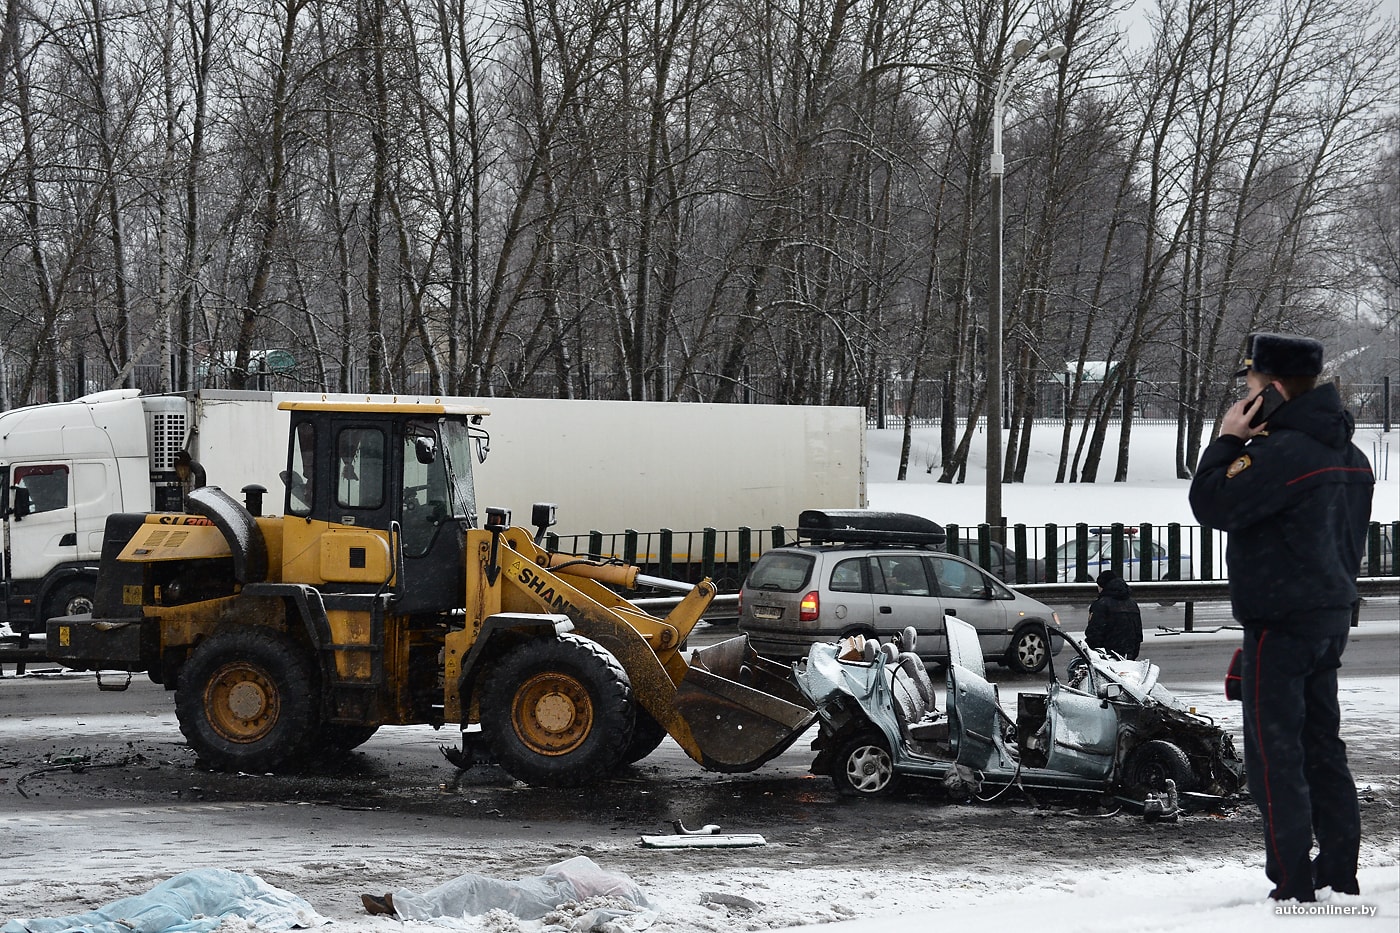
[[1240, 626, 1360, 901]]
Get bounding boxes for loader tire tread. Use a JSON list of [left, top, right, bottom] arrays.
[[482, 634, 634, 787], [175, 628, 318, 773]]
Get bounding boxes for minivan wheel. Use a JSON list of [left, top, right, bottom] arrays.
[[832, 732, 899, 797], [1007, 626, 1049, 673]]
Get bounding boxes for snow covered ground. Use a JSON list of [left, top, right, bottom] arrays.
[[863, 420, 1400, 528], [2, 423, 1396, 932]]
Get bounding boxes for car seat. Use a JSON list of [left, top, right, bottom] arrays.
[[896, 626, 937, 715]]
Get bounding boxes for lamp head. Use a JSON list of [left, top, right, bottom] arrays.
[[1038, 42, 1067, 63], [1012, 38, 1032, 60]]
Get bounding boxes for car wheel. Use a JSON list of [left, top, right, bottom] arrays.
[[1007, 626, 1049, 673], [1123, 739, 1197, 794], [831, 732, 899, 797]]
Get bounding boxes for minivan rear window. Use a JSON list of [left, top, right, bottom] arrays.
[[747, 552, 815, 592]]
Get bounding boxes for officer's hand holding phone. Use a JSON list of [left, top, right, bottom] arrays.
[[1248, 384, 1286, 427], [1220, 383, 1284, 440]]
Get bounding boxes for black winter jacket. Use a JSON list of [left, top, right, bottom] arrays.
[[1188, 383, 1374, 635], [1085, 577, 1143, 659]]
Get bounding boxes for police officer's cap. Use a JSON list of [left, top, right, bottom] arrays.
[[1233, 332, 1325, 379]]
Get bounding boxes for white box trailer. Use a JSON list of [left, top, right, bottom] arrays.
[[469, 397, 866, 543], [0, 390, 864, 628]]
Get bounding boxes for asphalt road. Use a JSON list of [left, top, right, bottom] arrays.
[[1, 603, 1396, 929]]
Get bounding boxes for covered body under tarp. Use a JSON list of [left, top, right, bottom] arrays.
[[0, 868, 325, 933]]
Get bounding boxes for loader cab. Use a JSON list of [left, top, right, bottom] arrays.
[[279, 401, 486, 615]]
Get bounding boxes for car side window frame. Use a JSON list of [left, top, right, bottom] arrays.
[[828, 556, 870, 593], [875, 553, 932, 597]]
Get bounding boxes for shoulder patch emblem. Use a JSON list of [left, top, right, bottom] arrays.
[[1226, 454, 1252, 478]]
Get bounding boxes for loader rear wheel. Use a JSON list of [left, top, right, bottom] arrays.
[[481, 634, 634, 787], [175, 629, 318, 773], [622, 707, 669, 764]]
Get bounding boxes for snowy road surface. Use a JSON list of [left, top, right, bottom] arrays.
[[2, 634, 1395, 932]]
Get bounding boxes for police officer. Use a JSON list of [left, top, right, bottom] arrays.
[[1189, 333, 1374, 903], [1084, 570, 1143, 659]]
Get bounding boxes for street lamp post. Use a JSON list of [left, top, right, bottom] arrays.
[[986, 38, 1065, 534]]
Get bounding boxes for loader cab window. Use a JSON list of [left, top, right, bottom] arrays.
[[285, 422, 316, 516], [401, 422, 452, 556], [336, 427, 386, 510], [438, 419, 479, 528]]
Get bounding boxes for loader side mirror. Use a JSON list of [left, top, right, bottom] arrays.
[[469, 424, 491, 463], [414, 436, 437, 465]]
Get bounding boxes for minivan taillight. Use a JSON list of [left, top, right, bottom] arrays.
[[799, 590, 820, 621]]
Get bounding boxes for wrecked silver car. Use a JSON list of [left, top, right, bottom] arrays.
[[793, 617, 1244, 805]]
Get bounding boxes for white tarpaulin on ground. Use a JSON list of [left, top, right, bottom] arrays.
[[389, 855, 655, 931]]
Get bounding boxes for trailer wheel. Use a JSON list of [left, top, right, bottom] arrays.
[[45, 579, 95, 620], [831, 731, 899, 797], [175, 629, 318, 772], [622, 707, 669, 764], [1123, 739, 1197, 795], [481, 634, 634, 787]]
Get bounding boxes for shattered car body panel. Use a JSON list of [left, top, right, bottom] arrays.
[[795, 618, 1244, 802]]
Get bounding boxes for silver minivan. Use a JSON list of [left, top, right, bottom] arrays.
[[739, 511, 1063, 673]]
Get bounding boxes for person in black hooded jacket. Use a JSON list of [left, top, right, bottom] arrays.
[[1189, 332, 1374, 904], [1084, 570, 1143, 659]]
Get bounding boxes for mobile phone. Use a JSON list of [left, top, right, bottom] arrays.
[[1248, 384, 1286, 428]]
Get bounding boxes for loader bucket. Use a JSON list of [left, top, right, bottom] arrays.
[[674, 636, 817, 772]]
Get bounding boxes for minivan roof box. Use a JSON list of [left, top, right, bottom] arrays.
[[796, 509, 947, 546]]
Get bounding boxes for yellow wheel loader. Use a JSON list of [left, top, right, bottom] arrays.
[[45, 399, 814, 787]]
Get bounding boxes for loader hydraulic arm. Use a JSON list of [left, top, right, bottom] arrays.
[[454, 524, 813, 774]]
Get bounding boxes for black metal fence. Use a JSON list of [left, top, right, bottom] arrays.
[[546, 519, 1400, 593]]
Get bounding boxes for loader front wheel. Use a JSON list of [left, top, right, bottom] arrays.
[[481, 635, 634, 787], [175, 629, 318, 773]]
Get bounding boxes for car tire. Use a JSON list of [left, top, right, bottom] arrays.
[[1007, 625, 1050, 673], [1123, 739, 1197, 794], [831, 732, 899, 797]]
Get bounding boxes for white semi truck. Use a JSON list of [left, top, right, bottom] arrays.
[[0, 390, 865, 631]]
